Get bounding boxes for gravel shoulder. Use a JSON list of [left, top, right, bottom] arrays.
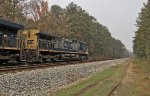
[[0, 59, 127, 96]]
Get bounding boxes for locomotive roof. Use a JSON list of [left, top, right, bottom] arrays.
[[0, 19, 24, 30], [37, 32, 58, 39]]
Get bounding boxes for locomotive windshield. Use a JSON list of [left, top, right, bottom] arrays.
[[0, 19, 24, 48]]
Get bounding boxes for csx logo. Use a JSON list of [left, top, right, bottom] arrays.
[[28, 40, 34, 44]]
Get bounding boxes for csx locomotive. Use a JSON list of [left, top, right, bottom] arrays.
[[0, 19, 88, 63]]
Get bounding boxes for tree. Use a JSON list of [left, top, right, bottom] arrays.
[[0, 0, 27, 23], [64, 2, 128, 59], [133, 0, 150, 60]]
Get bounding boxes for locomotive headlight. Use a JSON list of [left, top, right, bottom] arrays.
[[4, 34, 7, 37]]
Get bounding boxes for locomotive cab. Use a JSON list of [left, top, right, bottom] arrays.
[[22, 29, 58, 62], [0, 19, 24, 48], [0, 19, 24, 63]]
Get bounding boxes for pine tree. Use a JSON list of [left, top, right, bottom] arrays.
[[134, 0, 150, 60]]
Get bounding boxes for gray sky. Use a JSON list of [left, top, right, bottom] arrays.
[[48, 0, 147, 51]]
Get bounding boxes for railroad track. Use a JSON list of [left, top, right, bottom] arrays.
[[0, 58, 119, 73], [0, 61, 88, 73]]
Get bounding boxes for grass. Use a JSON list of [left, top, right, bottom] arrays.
[[133, 58, 150, 82], [55, 60, 129, 96], [115, 58, 150, 96], [134, 58, 150, 73], [132, 58, 150, 96]]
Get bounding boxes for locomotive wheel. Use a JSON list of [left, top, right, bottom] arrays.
[[80, 56, 87, 61]]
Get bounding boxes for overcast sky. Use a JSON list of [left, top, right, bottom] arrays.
[[47, 0, 147, 51]]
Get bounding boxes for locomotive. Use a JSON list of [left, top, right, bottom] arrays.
[[0, 19, 88, 63]]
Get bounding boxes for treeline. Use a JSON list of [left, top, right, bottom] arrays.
[[0, 0, 129, 60], [133, 0, 150, 60]]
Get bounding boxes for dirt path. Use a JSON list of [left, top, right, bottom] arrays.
[[109, 61, 133, 96], [110, 60, 150, 96]]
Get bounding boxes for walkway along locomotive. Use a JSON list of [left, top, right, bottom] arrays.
[[0, 19, 88, 63]]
